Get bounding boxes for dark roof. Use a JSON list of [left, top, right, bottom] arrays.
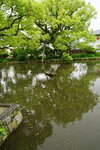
[[94, 29, 100, 35]]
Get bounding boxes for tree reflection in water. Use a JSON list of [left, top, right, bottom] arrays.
[[0, 62, 98, 150]]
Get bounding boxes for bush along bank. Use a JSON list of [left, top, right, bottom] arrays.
[[71, 52, 100, 60], [0, 51, 100, 63]]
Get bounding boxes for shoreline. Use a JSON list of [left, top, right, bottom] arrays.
[[0, 57, 100, 65]]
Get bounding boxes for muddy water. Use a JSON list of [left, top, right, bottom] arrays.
[[0, 61, 100, 150]]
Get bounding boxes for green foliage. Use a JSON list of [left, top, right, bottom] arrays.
[[16, 49, 29, 61], [96, 52, 100, 57], [96, 45, 100, 50], [28, 50, 40, 60], [62, 52, 73, 61], [0, 123, 7, 138], [16, 54, 26, 61], [35, 0, 96, 54], [85, 46, 96, 53], [72, 53, 87, 58], [77, 44, 96, 53], [72, 53, 97, 59], [0, 0, 97, 61], [87, 54, 95, 57], [0, 59, 10, 63], [0, 53, 8, 59]]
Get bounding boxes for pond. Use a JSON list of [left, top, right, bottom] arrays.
[[0, 61, 100, 150]]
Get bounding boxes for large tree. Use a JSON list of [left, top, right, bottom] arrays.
[[0, 0, 97, 60], [33, 0, 96, 59]]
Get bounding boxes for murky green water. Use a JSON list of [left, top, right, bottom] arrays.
[[0, 61, 100, 150]]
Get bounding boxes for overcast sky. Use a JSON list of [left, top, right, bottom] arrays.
[[85, 0, 100, 31]]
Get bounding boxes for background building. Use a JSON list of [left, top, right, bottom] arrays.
[[91, 29, 100, 49]]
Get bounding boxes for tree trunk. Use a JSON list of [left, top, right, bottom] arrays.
[[42, 45, 45, 63]]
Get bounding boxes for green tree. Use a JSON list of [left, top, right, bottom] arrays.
[[0, 0, 40, 57], [0, 0, 97, 61], [33, 0, 96, 60]]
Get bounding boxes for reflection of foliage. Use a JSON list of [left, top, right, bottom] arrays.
[[1, 109, 53, 150], [0, 62, 98, 150], [35, 64, 98, 125]]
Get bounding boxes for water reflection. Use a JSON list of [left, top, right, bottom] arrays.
[[90, 78, 100, 98], [50, 64, 60, 71], [70, 63, 88, 80], [0, 69, 7, 93], [0, 62, 99, 150], [8, 66, 16, 84], [32, 73, 50, 87]]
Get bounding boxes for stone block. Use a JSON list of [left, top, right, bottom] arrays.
[[0, 103, 23, 146], [3, 116, 11, 124], [15, 111, 23, 126], [11, 119, 17, 130], [8, 123, 13, 132]]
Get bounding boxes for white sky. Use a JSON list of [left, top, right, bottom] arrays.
[[85, 0, 100, 30]]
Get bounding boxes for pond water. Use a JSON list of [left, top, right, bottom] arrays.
[[0, 61, 100, 150]]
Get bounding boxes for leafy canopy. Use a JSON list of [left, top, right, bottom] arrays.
[[0, 0, 97, 60]]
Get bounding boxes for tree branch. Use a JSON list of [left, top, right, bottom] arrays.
[[35, 20, 50, 34], [0, 0, 3, 6], [0, 46, 10, 49], [0, 16, 23, 32], [13, 17, 23, 36]]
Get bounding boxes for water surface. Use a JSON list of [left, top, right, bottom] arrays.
[[0, 61, 100, 150]]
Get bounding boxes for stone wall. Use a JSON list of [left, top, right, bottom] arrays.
[[0, 103, 23, 146]]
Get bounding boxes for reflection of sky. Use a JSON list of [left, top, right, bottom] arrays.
[[85, 0, 100, 30], [50, 64, 60, 71], [70, 63, 88, 80], [90, 78, 100, 98], [32, 73, 50, 87], [17, 74, 26, 79], [0, 69, 7, 93], [8, 66, 16, 84], [27, 70, 32, 76], [0, 67, 15, 94], [0, 66, 17, 94]]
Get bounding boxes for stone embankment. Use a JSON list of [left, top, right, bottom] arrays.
[[0, 103, 23, 146]]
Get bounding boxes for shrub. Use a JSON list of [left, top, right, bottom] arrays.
[[0, 59, 10, 63], [0, 54, 8, 59], [87, 54, 96, 57], [72, 53, 87, 58], [16, 54, 27, 61], [83, 46, 96, 54], [0, 123, 7, 138], [62, 52, 73, 61], [96, 52, 100, 57], [16, 50, 28, 61]]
